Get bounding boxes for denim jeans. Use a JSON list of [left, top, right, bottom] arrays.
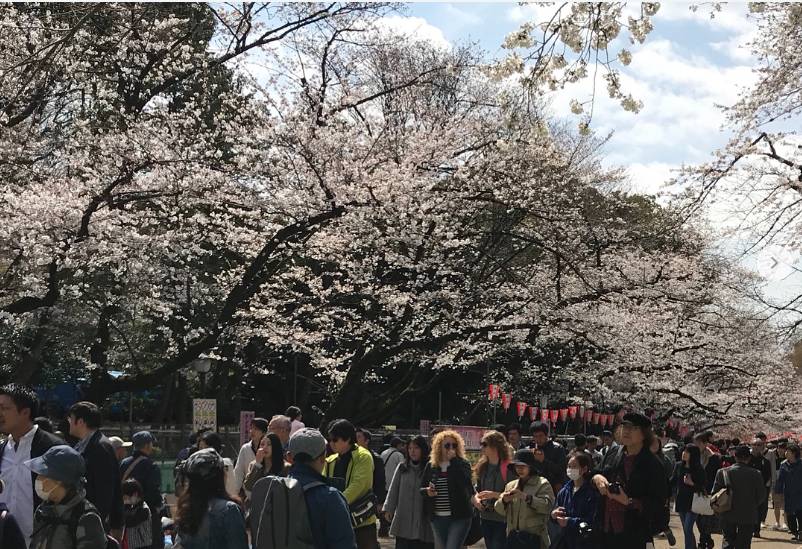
[[679, 511, 698, 549], [431, 516, 472, 549], [481, 519, 507, 549]]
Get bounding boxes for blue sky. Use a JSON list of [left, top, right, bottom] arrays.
[[393, 2, 759, 195], [386, 3, 802, 306]]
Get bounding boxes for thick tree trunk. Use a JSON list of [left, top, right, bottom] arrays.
[[12, 312, 50, 384], [154, 374, 174, 427]]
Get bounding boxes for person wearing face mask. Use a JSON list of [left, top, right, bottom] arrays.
[[25, 445, 109, 549], [550, 453, 599, 549], [122, 478, 153, 549]]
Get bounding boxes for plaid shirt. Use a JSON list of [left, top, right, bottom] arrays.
[[124, 501, 153, 549], [603, 454, 643, 534]]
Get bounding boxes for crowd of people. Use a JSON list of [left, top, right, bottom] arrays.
[[0, 382, 800, 549]]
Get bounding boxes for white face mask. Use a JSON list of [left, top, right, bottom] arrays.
[[566, 468, 581, 481], [35, 479, 53, 501]]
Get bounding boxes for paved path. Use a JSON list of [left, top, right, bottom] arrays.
[[378, 514, 802, 549], [653, 514, 801, 549]]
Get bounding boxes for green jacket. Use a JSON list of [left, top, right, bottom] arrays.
[[324, 444, 376, 527], [495, 476, 554, 549]]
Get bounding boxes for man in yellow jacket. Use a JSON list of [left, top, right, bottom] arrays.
[[325, 419, 377, 549]]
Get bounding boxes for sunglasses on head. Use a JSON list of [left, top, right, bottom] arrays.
[[444, 443, 457, 450]]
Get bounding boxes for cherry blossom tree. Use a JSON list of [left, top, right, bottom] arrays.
[[0, 2, 790, 427], [502, 2, 801, 428]]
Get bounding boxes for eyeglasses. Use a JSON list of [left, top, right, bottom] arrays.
[[329, 437, 341, 444], [480, 441, 489, 448], [444, 443, 457, 450]]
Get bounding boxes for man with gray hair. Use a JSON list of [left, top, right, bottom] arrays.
[[120, 431, 164, 549], [269, 414, 292, 450]]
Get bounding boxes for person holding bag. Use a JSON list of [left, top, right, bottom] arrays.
[[669, 445, 707, 549], [494, 449, 554, 549], [324, 419, 377, 549], [421, 430, 474, 549], [474, 430, 516, 549]]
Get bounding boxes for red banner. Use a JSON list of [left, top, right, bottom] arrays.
[[560, 409, 568, 421], [517, 402, 527, 417], [594, 412, 601, 424], [570, 406, 578, 419], [529, 406, 538, 420], [551, 410, 559, 424], [541, 409, 549, 421], [502, 393, 512, 409], [585, 409, 593, 421], [618, 410, 626, 421], [489, 385, 500, 400]]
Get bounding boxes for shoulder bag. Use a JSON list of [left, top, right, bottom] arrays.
[[710, 468, 733, 514]]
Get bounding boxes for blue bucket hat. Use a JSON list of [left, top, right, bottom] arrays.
[[132, 431, 155, 447], [25, 446, 86, 485]]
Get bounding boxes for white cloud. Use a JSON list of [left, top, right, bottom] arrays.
[[624, 161, 678, 197], [655, 2, 757, 34], [377, 16, 451, 50]]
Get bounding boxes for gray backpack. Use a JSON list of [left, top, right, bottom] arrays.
[[250, 476, 323, 549]]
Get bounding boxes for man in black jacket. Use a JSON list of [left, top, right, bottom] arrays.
[[528, 421, 567, 492], [0, 384, 66, 542], [591, 412, 669, 549], [120, 430, 164, 549], [747, 438, 772, 537], [68, 400, 125, 540]]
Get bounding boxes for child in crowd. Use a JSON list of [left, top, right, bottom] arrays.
[[123, 479, 153, 549]]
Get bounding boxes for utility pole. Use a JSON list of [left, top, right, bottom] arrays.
[[438, 391, 442, 423]]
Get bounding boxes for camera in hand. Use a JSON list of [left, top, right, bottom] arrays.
[[607, 482, 621, 495], [578, 522, 593, 538]]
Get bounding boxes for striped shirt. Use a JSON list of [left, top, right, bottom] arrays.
[[435, 462, 451, 516]]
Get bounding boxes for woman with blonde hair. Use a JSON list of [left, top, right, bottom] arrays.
[[421, 430, 474, 549], [474, 430, 517, 549]]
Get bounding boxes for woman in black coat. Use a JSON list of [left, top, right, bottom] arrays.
[[669, 445, 707, 549], [421, 430, 474, 549], [591, 413, 669, 549]]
